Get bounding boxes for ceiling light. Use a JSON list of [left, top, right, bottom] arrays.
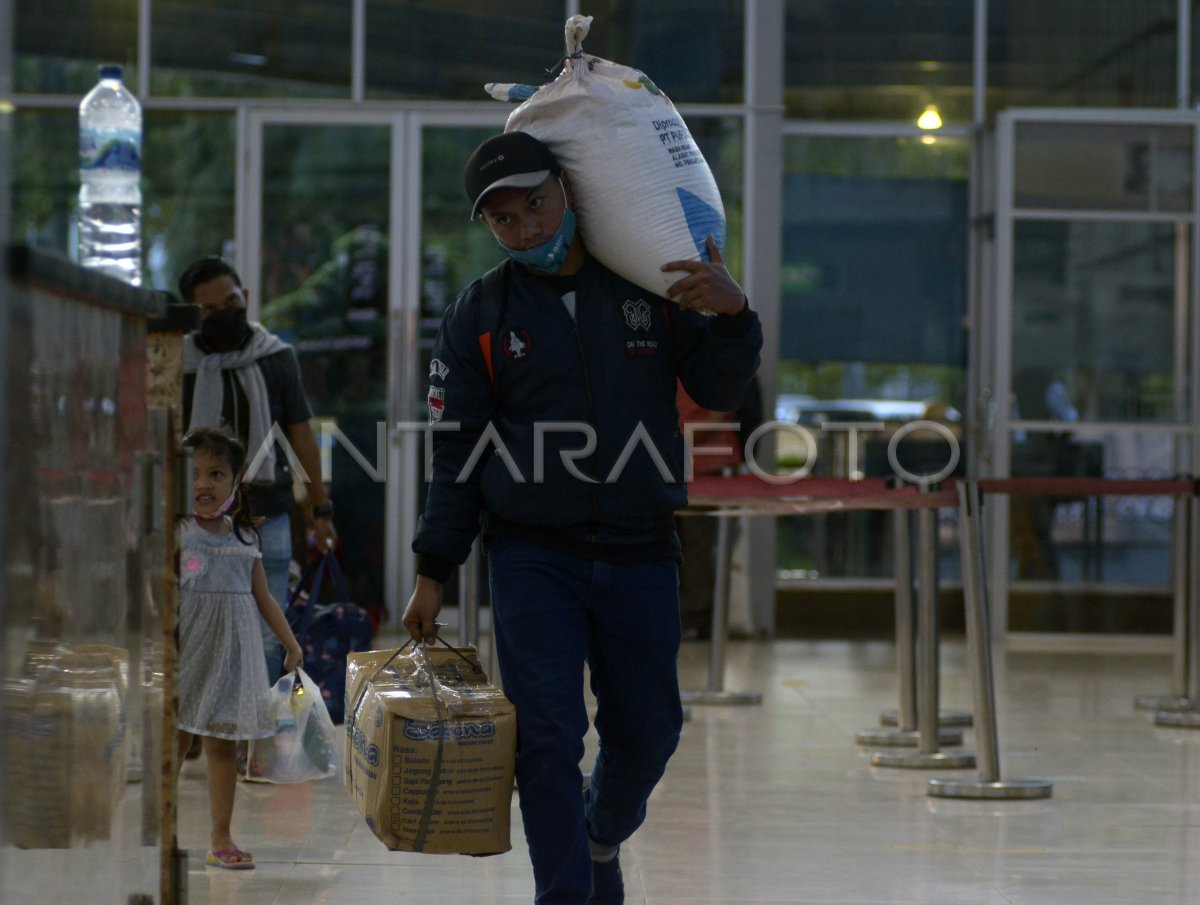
[[917, 104, 942, 131]]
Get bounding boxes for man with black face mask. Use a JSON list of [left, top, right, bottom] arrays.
[[179, 256, 336, 682]]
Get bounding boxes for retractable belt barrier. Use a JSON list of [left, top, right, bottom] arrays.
[[682, 474, 1054, 798], [453, 473, 1194, 799], [682, 476, 955, 711], [966, 477, 1200, 735]]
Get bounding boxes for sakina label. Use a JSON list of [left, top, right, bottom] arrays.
[[349, 724, 381, 766], [404, 719, 495, 741], [80, 131, 141, 172]]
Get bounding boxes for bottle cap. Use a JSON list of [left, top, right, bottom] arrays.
[[99, 64, 123, 81]]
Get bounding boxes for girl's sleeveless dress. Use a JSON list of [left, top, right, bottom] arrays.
[[177, 519, 276, 740]]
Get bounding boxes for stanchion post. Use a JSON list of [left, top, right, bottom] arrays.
[[1156, 491, 1200, 728], [879, 502, 971, 730], [896, 506, 917, 732], [707, 513, 731, 694], [859, 504, 963, 747], [928, 480, 1051, 798], [681, 512, 761, 706], [871, 486, 974, 768], [915, 504, 943, 755], [1136, 494, 1192, 711]]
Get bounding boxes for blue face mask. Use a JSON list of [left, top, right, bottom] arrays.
[[497, 184, 577, 274]]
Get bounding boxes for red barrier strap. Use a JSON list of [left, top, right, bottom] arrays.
[[684, 474, 957, 515], [681, 473, 1196, 517], [977, 477, 1194, 497]]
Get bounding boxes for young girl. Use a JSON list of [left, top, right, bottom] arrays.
[[175, 427, 303, 870]]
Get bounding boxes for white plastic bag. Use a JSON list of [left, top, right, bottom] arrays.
[[246, 668, 339, 783], [487, 14, 726, 299]]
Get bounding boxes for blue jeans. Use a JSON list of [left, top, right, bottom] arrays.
[[257, 510, 293, 683], [488, 541, 683, 905]]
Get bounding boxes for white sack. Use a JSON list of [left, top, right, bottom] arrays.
[[487, 15, 726, 299]]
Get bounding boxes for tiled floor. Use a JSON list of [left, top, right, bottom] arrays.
[[176, 632, 1200, 905]]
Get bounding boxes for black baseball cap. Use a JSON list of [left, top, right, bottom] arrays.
[[464, 132, 562, 220]]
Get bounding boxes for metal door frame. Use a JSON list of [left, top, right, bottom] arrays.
[[986, 106, 1198, 646], [236, 105, 508, 624], [238, 106, 416, 621]]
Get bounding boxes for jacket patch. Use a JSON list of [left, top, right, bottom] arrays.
[[502, 329, 533, 360], [622, 297, 659, 358], [427, 385, 445, 423], [622, 298, 653, 331], [429, 358, 450, 380]]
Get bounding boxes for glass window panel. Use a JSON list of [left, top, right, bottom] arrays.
[[15, 2, 137, 94], [11, 110, 236, 292], [988, 0, 1178, 112], [1011, 220, 1180, 423], [1192, 0, 1200, 106], [777, 510, 961, 584], [785, 0, 973, 122], [365, 1, 562, 101], [151, 1, 350, 98], [776, 134, 969, 578], [1008, 430, 1177, 634], [255, 124, 391, 618], [584, 0, 745, 104], [257, 125, 391, 303], [781, 135, 969, 368], [11, 110, 77, 259], [143, 112, 236, 292], [420, 127, 502, 354], [1014, 122, 1192, 213], [692, 116, 745, 278], [366, 2, 743, 103]]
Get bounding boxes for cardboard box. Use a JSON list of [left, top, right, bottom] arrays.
[[3, 645, 126, 849], [344, 645, 516, 855]]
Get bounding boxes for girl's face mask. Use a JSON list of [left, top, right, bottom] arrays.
[[192, 448, 239, 521], [193, 490, 236, 522]]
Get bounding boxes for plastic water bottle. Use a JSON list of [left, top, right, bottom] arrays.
[[78, 64, 142, 285]]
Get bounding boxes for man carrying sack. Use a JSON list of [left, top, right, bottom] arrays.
[[403, 131, 761, 905]]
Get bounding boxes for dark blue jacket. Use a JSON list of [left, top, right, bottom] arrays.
[[413, 255, 762, 581]]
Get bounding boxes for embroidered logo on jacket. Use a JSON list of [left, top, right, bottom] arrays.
[[503, 329, 533, 360], [622, 298, 653, 331], [429, 358, 450, 380], [622, 297, 659, 358], [427, 385, 445, 423]]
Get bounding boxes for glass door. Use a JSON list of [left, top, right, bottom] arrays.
[[987, 109, 1196, 643], [408, 113, 507, 615], [240, 109, 413, 625]]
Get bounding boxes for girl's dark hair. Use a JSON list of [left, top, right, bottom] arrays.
[[182, 427, 259, 546]]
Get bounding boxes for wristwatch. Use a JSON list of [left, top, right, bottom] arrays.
[[312, 502, 334, 519]]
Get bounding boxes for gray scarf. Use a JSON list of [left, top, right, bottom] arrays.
[[183, 323, 290, 483]]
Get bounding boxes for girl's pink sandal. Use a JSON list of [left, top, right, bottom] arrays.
[[206, 848, 255, 870]]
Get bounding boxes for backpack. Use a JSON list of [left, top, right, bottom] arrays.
[[284, 553, 374, 723]]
